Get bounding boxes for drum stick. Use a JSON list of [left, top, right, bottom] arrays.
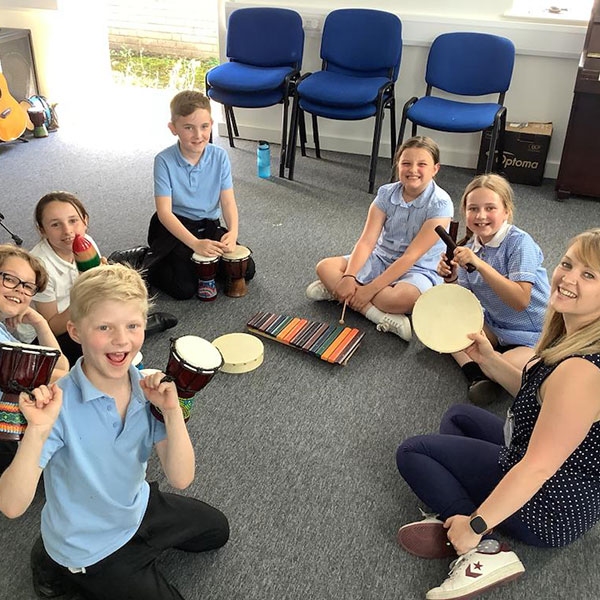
[[339, 301, 348, 325], [435, 225, 476, 273]]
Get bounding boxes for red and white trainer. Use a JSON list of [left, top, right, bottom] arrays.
[[397, 512, 457, 559], [426, 540, 525, 600]]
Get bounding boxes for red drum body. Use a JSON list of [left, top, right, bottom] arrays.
[[150, 336, 223, 423], [221, 245, 252, 298], [0, 342, 61, 440]]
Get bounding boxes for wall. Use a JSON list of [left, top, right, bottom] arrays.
[[0, 0, 111, 103], [107, 0, 218, 58], [217, 1, 588, 179]]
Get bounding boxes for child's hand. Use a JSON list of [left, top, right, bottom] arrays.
[[100, 256, 109, 265], [194, 238, 227, 258], [349, 283, 376, 311], [437, 253, 458, 280], [453, 247, 480, 271], [19, 384, 63, 429], [5, 307, 45, 330], [334, 277, 358, 302], [140, 371, 180, 415], [464, 331, 496, 365], [219, 231, 237, 253]]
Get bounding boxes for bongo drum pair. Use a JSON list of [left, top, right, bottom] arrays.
[[150, 336, 223, 422], [191, 245, 252, 301], [412, 284, 483, 353], [0, 342, 61, 440]]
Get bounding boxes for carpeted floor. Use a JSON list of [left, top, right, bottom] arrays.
[[0, 87, 599, 599]]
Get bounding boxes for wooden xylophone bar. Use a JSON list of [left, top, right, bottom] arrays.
[[247, 311, 365, 365]]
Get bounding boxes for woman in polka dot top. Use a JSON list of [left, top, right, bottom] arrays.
[[396, 228, 600, 599]]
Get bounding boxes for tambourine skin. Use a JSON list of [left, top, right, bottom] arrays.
[[412, 284, 484, 354]]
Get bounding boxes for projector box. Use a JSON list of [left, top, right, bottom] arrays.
[[477, 122, 552, 186]]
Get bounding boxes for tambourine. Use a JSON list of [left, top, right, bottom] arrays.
[[412, 284, 483, 353]]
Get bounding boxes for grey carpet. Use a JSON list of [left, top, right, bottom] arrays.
[[1, 108, 599, 600]]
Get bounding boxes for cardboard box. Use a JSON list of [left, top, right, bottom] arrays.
[[477, 122, 552, 186]]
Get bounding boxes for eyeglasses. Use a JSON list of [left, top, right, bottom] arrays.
[[0, 271, 39, 296]]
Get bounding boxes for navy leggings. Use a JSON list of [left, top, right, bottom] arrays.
[[396, 404, 550, 547]]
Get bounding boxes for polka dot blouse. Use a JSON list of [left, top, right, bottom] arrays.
[[498, 353, 600, 547]]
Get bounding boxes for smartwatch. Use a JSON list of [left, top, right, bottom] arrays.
[[469, 514, 488, 535]]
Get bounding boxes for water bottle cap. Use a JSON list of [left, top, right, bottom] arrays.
[[258, 140, 269, 149]]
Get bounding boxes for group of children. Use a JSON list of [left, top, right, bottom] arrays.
[[0, 88, 599, 600]]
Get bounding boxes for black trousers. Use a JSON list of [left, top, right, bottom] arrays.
[[146, 213, 254, 300], [32, 482, 229, 600]]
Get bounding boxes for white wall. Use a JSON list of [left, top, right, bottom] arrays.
[[1, 0, 111, 103], [217, 1, 587, 178]]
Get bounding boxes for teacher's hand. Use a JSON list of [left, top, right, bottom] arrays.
[[444, 515, 482, 555]]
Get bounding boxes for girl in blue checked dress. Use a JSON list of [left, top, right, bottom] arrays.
[[437, 174, 550, 404], [306, 136, 453, 342]]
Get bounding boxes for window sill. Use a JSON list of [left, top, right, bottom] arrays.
[[504, 7, 589, 26]]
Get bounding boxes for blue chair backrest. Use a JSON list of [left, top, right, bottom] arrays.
[[425, 32, 515, 96], [320, 9, 402, 80], [226, 8, 304, 68]]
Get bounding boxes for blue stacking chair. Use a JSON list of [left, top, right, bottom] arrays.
[[397, 32, 515, 173], [205, 8, 304, 177], [287, 9, 402, 193]]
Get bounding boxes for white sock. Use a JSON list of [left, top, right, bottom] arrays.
[[365, 305, 385, 324]]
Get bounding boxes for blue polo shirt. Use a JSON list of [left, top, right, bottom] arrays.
[[0, 322, 17, 343], [154, 142, 233, 220], [39, 360, 167, 568]]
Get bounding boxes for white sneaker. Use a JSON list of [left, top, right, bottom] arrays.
[[376, 313, 412, 341], [397, 510, 456, 559], [426, 540, 525, 600], [305, 280, 335, 301]]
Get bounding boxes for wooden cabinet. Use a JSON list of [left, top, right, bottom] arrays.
[[555, 1, 600, 199]]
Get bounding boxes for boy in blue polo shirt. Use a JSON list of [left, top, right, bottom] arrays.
[[0, 264, 229, 600], [147, 90, 254, 300]]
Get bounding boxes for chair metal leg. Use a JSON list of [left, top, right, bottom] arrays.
[[486, 117, 502, 173], [411, 122, 417, 137], [312, 114, 321, 159], [496, 109, 507, 173], [389, 99, 397, 161], [286, 94, 300, 180], [229, 107, 239, 137], [299, 110, 307, 157], [368, 103, 386, 194], [224, 106, 235, 148], [279, 96, 291, 178]]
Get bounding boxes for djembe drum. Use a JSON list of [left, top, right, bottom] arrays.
[[150, 336, 223, 423], [191, 253, 220, 301], [221, 245, 252, 297], [27, 108, 48, 138], [0, 342, 61, 440]]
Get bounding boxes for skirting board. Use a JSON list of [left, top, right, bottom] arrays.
[[216, 122, 559, 179]]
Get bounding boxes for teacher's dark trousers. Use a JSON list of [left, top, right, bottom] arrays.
[[32, 482, 229, 600]]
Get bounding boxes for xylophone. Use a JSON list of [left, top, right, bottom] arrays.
[[247, 311, 364, 366]]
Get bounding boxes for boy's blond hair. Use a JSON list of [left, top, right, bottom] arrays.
[[170, 90, 211, 122], [69, 264, 149, 323], [536, 228, 600, 365], [0, 244, 48, 293]]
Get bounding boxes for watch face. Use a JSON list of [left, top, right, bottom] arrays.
[[470, 515, 487, 535]]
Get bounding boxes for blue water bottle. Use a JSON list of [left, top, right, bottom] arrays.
[[257, 140, 271, 179]]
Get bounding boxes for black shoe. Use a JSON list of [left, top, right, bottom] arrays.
[[31, 537, 72, 599], [468, 379, 503, 406], [108, 246, 149, 271], [245, 256, 256, 281], [145, 311, 178, 335]]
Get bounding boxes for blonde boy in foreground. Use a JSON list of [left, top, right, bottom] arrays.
[[0, 264, 229, 600]]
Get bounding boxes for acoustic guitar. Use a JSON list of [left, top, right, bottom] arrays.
[[0, 73, 27, 142]]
